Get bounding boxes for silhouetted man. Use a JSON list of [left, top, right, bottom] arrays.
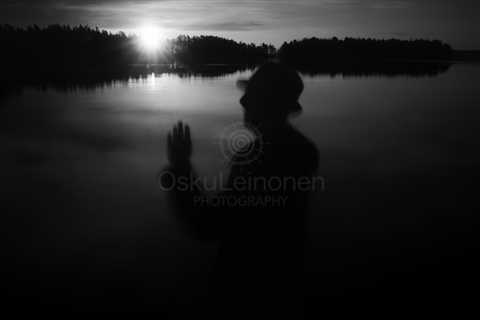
[[161, 62, 319, 318]]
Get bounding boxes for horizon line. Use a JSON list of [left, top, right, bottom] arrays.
[[3, 23, 478, 51]]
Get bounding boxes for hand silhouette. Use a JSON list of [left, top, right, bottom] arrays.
[[167, 121, 192, 168]]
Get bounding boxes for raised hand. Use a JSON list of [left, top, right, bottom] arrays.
[[167, 121, 192, 168]]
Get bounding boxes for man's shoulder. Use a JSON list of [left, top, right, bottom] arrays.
[[295, 135, 319, 172], [275, 128, 319, 173], [288, 128, 318, 155]]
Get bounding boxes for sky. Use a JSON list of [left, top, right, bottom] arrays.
[[1, 0, 479, 49]]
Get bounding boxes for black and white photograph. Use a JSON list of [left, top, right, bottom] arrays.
[[1, 0, 479, 317]]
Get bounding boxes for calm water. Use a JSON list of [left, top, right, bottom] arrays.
[[2, 64, 479, 305]]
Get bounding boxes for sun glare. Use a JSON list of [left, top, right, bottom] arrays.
[[137, 25, 163, 53]]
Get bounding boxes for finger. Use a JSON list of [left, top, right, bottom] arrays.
[[167, 132, 173, 162], [167, 132, 172, 150], [185, 124, 191, 142], [173, 124, 179, 143], [185, 125, 191, 149], [178, 121, 184, 141]]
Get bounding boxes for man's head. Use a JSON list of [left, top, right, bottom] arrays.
[[239, 62, 304, 126]]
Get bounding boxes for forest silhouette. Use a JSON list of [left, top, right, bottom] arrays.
[[279, 37, 453, 77], [0, 25, 272, 75], [0, 24, 457, 83]]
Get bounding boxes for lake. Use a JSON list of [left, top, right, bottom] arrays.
[[1, 63, 479, 310]]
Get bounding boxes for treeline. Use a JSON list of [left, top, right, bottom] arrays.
[[164, 35, 275, 65], [278, 37, 453, 70], [0, 25, 135, 73], [0, 25, 274, 78], [0, 25, 457, 81]]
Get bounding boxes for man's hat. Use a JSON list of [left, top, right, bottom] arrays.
[[237, 62, 304, 115]]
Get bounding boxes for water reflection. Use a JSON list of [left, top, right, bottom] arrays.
[[295, 60, 452, 78], [0, 62, 453, 101], [1, 62, 478, 313]]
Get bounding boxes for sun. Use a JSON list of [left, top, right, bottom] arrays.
[[137, 25, 163, 53]]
